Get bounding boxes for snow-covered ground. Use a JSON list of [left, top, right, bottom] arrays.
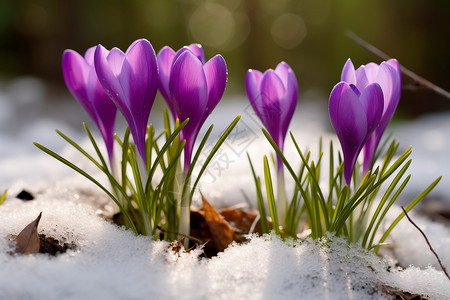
[[0, 78, 449, 299]]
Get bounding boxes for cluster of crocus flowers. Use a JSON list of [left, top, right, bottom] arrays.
[[329, 58, 402, 185], [61, 39, 229, 241], [245, 62, 298, 223]]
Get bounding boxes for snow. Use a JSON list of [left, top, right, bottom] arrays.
[[0, 78, 449, 299]]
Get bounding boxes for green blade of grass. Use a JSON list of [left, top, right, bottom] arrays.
[[261, 128, 314, 231], [367, 174, 410, 249], [0, 190, 6, 205], [182, 124, 214, 199], [263, 155, 279, 235], [375, 176, 441, 253], [33, 142, 138, 234], [361, 160, 411, 248], [248, 153, 268, 234]]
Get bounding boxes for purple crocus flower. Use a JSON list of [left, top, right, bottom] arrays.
[[341, 59, 402, 173], [157, 44, 205, 120], [94, 39, 158, 164], [245, 62, 298, 171], [62, 47, 117, 165], [169, 50, 227, 172], [329, 81, 384, 185]]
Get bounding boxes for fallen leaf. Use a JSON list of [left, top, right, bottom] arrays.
[[200, 195, 235, 252], [14, 212, 42, 255], [220, 207, 273, 234], [381, 285, 425, 300]]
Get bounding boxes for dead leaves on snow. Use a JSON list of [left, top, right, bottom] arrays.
[[8, 212, 75, 256], [189, 195, 269, 257], [12, 212, 42, 255]]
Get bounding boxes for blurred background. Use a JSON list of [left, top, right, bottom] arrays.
[[0, 0, 449, 118]]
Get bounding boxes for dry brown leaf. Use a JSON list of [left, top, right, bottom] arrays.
[[14, 212, 42, 255], [200, 195, 235, 252], [220, 208, 273, 234], [220, 208, 258, 233], [381, 285, 425, 299]]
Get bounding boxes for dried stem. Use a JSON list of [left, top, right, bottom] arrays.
[[346, 31, 450, 100], [156, 225, 204, 245], [401, 207, 450, 281]]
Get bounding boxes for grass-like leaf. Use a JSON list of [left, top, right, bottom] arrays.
[[0, 190, 6, 205], [263, 155, 279, 235], [375, 176, 441, 252], [33, 142, 138, 234], [248, 153, 269, 234]]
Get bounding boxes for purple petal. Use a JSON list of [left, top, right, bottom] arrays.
[[260, 70, 286, 147], [170, 50, 208, 167], [362, 61, 401, 173], [329, 82, 367, 185], [157, 46, 177, 117], [362, 62, 379, 82], [328, 82, 347, 131], [107, 47, 126, 76], [84, 47, 96, 64], [63, 48, 117, 164], [386, 59, 401, 75], [341, 59, 356, 84], [203, 54, 227, 119], [186, 43, 205, 64], [120, 39, 158, 160], [62, 50, 90, 105], [359, 83, 384, 136], [94, 45, 128, 112], [245, 69, 265, 122], [94, 40, 158, 163], [274, 61, 290, 86], [279, 67, 298, 148], [355, 66, 370, 92]]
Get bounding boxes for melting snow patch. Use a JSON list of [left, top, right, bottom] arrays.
[[0, 194, 449, 300]]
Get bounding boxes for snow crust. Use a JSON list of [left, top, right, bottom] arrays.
[[1, 194, 448, 300], [0, 79, 449, 299]]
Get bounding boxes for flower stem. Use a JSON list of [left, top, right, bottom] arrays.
[[276, 166, 287, 227], [179, 170, 191, 248], [137, 153, 148, 185]]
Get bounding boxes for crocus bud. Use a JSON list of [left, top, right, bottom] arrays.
[[329, 82, 384, 185], [94, 39, 158, 163], [245, 62, 298, 171], [341, 59, 402, 173], [157, 44, 205, 120], [169, 50, 227, 171], [62, 47, 117, 165]]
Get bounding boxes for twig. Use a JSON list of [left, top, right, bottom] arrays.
[[401, 207, 450, 281], [346, 31, 450, 100], [156, 225, 205, 245]]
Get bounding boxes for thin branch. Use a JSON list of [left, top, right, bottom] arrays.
[[401, 207, 450, 281], [156, 225, 204, 245], [346, 31, 450, 100]]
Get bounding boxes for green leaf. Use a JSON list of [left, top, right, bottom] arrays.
[[0, 190, 6, 205], [182, 124, 214, 200], [146, 118, 188, 192], [375, 176, 441, 252], [248, 153, 268, 234], [263, 155, 279, 235], [33, 142, 138, 234]]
